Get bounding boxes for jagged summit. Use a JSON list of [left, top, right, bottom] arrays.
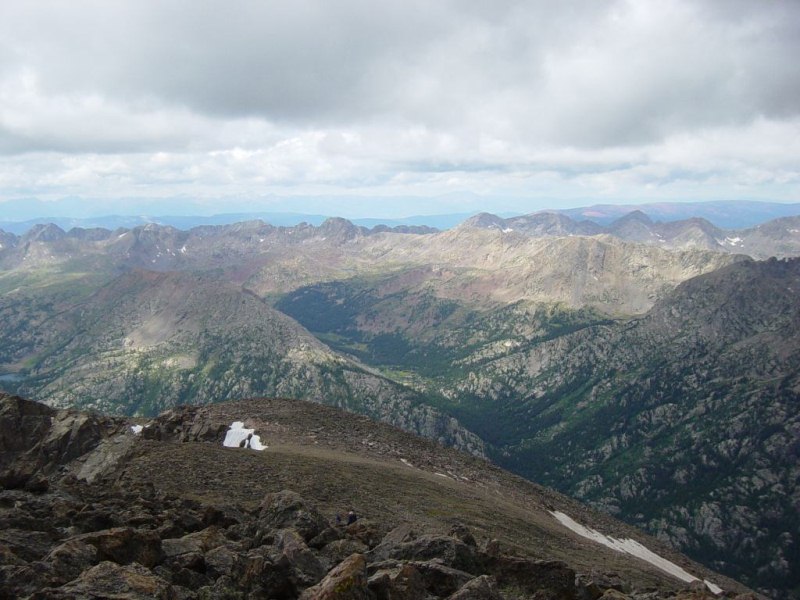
[[0, 393, 752, 599], [20, 223, 67, 243]]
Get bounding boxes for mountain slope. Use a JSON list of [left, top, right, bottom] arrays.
[[0, 393, 752, 598], [5, 269, 483, 455], [436, 258, 800, 598], [461, 211, 800, 259]]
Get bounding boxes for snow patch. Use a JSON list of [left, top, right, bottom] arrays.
[[400, 458, 414, 467], [434, 472, 451, 479], [550, 511, 720, 594], [724, 237, 743, 246], [130, 425, 143, 435], [180, 245, 187, 253], [223, 421, 267, 450], [502, 228, 514, 233], [704, 581, 723, 595]]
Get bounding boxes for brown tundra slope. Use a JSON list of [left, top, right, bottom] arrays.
[[0, 393, 755, 599]]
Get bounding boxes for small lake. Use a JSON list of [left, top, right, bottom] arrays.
[[0, 373, 24, 382]]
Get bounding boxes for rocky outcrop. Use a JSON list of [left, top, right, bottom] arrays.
[[3, 479, 699, 600], [0, 395, 129, 489], [0, 395, 755, 599]]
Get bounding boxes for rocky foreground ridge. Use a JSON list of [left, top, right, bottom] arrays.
[[0, 393, 755, 599]]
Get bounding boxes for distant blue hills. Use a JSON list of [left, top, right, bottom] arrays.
[[1, 200, 798, 235]]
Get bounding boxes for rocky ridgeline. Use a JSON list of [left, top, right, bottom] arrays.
[[0, 481, 661, 600], [0, 394, 756, 600]]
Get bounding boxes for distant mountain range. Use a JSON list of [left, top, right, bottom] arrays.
[[462, 210, 800, 260], [1, 199, 798, 235], [1, 209, 798, 597]]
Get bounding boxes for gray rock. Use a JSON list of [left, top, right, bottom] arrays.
[[447, 575, 504, 600], [368, 563, 426, 600], [276, 528, 326, 589], [32, 560, 176, 599], [42, 538, 99, 584], [300, 553, 370, 600], [258, 490, 329, 543], [69, 527, 163, 568], [369, 534, 480, 574]]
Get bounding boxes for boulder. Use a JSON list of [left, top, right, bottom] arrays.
[[0, 529, 56, 562], [380, 523, 417, 546], [408, 560, 474, 597], [344, 519, 384, 549], [576, 572, 630, 599], [204, 545, 240, 580], [486, 555, 576, 597], [162, 526, 228, 558], [368, 563, 426, 600], [369, 534, 479, 574], [448, 523, 477, 547], [276, 528, 326, 588], [42, 538, 99, 584], [448, 575, 504, 600], [70, 527, 163, 568], [309, 526, 343, 549], [320, 539, 369, 570], [30, 560, 176, 599], [238, 547, 296, 598], [140, 406, 227, 444], [0, 563, 52, 599], [258, 490, 329, 543], [300, 553, 370, 600]]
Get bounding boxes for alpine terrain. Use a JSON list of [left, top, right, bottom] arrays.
[[0, 393, 754, 598], [1, 210, 798, 597]]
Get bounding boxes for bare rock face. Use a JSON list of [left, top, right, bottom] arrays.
[[0, 394, 128, 488], [141, 405, 228, 443]]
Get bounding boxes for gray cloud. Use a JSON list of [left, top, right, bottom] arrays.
[[0, 0, 798, 210], [5, 1, 798, 131]]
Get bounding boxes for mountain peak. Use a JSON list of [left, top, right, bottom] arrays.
[[21, 222, 67, 242], [318, 216, 363, 240], [611, 210, 653, 226], [461, 212, 506, 229]]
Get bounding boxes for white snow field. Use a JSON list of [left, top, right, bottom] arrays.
[[223, 421, 267, 450], [550, 511, 722, 595]]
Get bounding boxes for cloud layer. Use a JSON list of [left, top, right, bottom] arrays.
[[1, 0, 798, 215]]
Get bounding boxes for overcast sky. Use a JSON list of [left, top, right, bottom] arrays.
[[1, 0, 799, 218]]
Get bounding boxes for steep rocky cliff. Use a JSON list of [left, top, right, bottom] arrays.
[[440, 258, 800, 598]]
